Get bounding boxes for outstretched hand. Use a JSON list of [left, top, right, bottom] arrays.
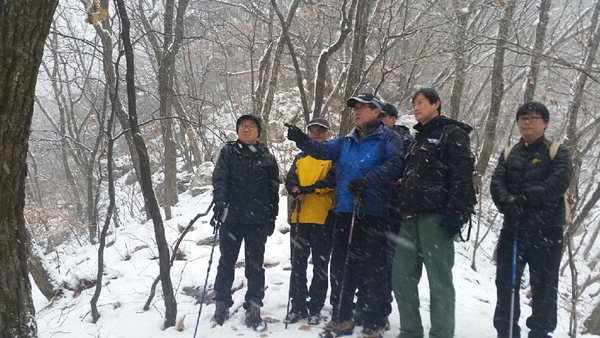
[[285, 123, 309, 144]]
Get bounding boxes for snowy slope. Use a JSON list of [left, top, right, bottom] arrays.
[[33, 187, 599, 338]]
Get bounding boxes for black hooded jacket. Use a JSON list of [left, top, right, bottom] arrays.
[[397, 115, 477, 215], [212, 140, 279, 225]]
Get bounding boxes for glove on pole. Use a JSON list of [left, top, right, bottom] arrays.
[[193, 202, 226, 337]]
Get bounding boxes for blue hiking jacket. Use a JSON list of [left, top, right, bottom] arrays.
[[296, 122, 404, 216]]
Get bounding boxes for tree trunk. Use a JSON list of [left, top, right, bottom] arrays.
[[115, 0, 178, 328], [90, 0, 145, 219], [90, 106, 116, 323], [157, 0, 190, 219], [0, 0, 59, 336], [312, 0, 353, 121], [523, 0, 551, 102], [339, 0, 368, 136], [475, 1, 516, 177], [584, 301, 600, 335], [258, 0, 301, 143], [448, 0, 473, 119], [27, 226, 58, 301]]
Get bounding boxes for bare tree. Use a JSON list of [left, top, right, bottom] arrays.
[[563, 0, 600, 334], [115, 0, 178, 328], [151, 0, 190, 219], [0, 0, 59, 336], [476, 1, 517, 178], [523, 0, 552, 102], [448, 0, 476, 118], [339, 0, 370, 135]]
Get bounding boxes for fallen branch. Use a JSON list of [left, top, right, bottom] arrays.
[[143, 201, 214, 310]]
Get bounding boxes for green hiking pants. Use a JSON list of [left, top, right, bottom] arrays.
[[391, 212, 455, 338]]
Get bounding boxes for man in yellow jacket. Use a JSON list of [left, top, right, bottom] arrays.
[[284, 117, 335, 326]]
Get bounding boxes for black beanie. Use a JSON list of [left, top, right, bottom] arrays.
[[516, 101, 550, 122], [236, 114, 262, 136]]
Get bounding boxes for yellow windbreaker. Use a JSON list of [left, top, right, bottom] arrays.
[[288, 155, 334, 225]]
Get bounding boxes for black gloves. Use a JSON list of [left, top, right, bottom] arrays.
[[313, 179, 329, 189], [286, 124, 310, 144], [298, 185, 316, 195], [211, 201, 228, 226], [505, 195, 526, 216], [290, 185, 316, 198], [440, 213, 469, 238], [348, 177, 368, 197]]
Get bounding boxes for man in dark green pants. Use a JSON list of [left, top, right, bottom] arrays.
[[391, 88, 477, 338]]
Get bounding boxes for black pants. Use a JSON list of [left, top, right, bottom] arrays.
[[494, 226, 563, 338], [213, 222, 268, 309], [355, 210, 400, 317], [289, 223, 333, 314], [329, 213, 391, 330]]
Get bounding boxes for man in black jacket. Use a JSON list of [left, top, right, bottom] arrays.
[[211, 114, 279, 331], [391, 88, 477, 338], [490, 102, 572, 338]]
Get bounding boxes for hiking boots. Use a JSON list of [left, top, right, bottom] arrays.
[[322, 319, 355, 336], [212, 301, 229, 326], [307, 313, 321, 325], [361, 327, 384, 338], [284, 308, 308, 324], [245, 305, 267, 331]]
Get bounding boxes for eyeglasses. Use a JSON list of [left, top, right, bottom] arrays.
[[308, 127, 328, 134], [517, 115, 543, 123], [239, 124, 258, 130]]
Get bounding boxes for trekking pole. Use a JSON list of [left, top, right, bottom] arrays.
[[285, 198, 301, 329], [333, 195, 361, 323], [193, 204, 226, 338], [508, 222, 519, 338]]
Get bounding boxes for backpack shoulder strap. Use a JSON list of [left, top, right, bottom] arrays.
[[503, 144, 516, 161], [548, 142, 560, 160]]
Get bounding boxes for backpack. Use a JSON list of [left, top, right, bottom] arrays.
[[439, 124, 478, 242], [502, 142, 572, 223]]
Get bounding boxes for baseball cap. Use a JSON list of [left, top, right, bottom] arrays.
[[346, 93, 382, 110], [307, 117, 330, 129], [381, 103, 399, 118]]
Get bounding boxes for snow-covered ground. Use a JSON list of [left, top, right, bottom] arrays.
[[33, 188, 599, 338]]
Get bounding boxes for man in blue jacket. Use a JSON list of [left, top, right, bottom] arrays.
[[287, 93, 404, 338]]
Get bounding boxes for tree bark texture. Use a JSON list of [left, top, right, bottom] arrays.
[[27, 226, 58, 301], [448, 0, 471, 119], [0, 0, 59, 336], [523, 0, 551, 103], [158, 0, 190, 219], [339, 0, 366, 136], [312, 0, 353, 121], [475, 1, 516, 178], [115, 0, 178, 328]]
